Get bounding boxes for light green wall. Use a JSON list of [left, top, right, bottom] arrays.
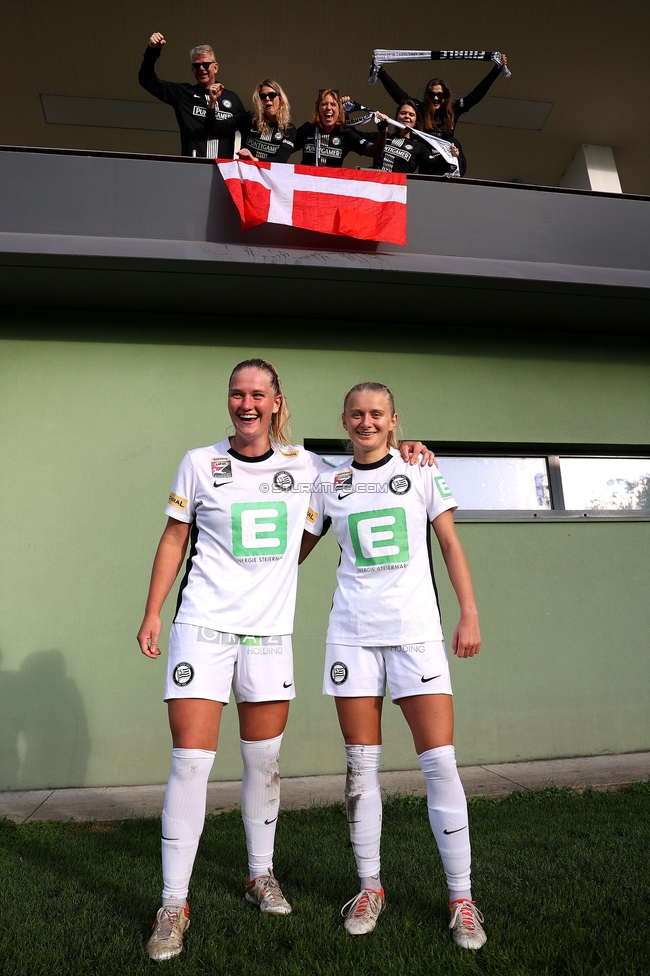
[[1, 313, 648, 789]]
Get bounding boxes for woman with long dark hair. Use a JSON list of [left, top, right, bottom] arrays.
[[377, 54, 507, 175], [371, 98, 459, 174]]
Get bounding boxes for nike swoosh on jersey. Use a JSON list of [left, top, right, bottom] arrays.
[[443, 826, 467, 835], [213, 481, 231, 487], [421, 674, 442, 683], [283, 681, 293, 688]]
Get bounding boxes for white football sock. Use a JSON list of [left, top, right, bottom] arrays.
[[345, 744, 382, 885], [240, 734, 283, 879], [161, 747, 216, 906], [418, 744, 472, 899]]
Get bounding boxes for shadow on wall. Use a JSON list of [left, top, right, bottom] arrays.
[[0, 648, 90, 791]]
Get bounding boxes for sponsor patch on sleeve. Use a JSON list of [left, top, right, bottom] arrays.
[[168, 492, 188, 511], [306, 507, 317, 524], [434, 476, 454, 499]]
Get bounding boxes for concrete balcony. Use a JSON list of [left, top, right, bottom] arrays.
[[1, 146, 648, 333]]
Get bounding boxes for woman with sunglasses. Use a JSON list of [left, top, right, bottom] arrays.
[[294, 89, 387, 168], [206, 79, 297, 162], [376, 54, 507, 176], [370, 99, 459, 174], [137, 358, 434, 961], [300, 382, 486, 949]]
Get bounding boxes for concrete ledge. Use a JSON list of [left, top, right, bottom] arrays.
[[1, 752, 648, 824]]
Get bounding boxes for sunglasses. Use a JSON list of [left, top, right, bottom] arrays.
[[318, 88, 340, 96], [259, 92, 279, 101], [191, 61, 215, 71], [428, 91, 446, 100]]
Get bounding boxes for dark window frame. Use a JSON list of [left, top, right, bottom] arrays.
[[303, 440, 650, 521]]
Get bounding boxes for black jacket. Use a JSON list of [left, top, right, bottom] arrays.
[[377, 64, 502, 175], [207, 112, 297, 162], [138, 47, 245, 157]]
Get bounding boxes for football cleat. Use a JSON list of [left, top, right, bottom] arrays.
[[245, 871, 292, 915], [341, 887, 386, 935], [449, 899, 487, 949], [146, 902, 190, 961]]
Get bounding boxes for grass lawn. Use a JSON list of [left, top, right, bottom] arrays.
[[1, 784, 649, 975]]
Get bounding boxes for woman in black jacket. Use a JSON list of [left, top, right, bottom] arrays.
[[377, 54, 507, 175], [206, 78, 297, 162]]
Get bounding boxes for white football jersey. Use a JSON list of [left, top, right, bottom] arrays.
[[165, 440, 328, 634], [305, 449, 457, 645]]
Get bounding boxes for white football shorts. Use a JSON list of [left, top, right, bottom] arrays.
[[323, 640, 452, 701], [165, 623, 295, 704]]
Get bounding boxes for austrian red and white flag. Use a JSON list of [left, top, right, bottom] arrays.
[[216, 160, 407, 245]]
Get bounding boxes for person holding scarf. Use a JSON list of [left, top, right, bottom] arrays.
[[294, 89, 387, 168], [376, 53, 508, 176], [369, 99, 460, 174]]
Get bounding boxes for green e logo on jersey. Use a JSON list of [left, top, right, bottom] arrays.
[[434, 475, 453, 499], [348, 508, 409, 567], [231, 502, 287, 556]]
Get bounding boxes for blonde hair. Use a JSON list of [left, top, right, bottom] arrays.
[[311, 89, 346, 132], [252, 79, 292, 137], [190, 45, 216, 62], [229, 359, 291, 446], [343, 382, 399, 450]]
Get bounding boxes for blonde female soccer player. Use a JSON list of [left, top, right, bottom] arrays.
[[137, 361, 432, 961], [300, 382, 486, 949]]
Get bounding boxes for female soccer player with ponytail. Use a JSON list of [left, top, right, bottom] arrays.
[[300, 382, 486, 949], [137, 361, 432, 961]]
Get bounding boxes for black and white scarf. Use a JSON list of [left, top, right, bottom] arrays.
[[342, 100, 460, 177], [369, 49, 511, 85]]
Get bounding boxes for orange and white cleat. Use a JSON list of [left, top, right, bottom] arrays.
[[341, 887, 386, 935], [449, 899, 487, 949]]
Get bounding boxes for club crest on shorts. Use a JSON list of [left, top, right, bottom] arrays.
[[330, 661, 348, 685], [211, 457, 233, 484], [273, 470, 294, 491], [389, 474, 411, 495], [334, 470, 353, 497], [173, 662, 194, 687]]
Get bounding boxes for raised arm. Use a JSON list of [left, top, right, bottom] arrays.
[[431, 509, 481, 658], [376, 66, 412, 105], [137, 516, 191, 658], [138, 34, 166, 98], [455, 58, 505, 117]]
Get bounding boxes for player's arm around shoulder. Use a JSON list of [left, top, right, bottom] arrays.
[[431, 509, 481, 659], [299, 463, 329, 564]]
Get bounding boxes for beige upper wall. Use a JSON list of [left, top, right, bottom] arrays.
[[2, 0, 649, 192]]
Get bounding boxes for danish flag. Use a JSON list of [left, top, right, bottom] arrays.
[[216, 160, 407, 245]]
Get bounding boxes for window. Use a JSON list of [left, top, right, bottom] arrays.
[[304, 441, 650, 520]]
